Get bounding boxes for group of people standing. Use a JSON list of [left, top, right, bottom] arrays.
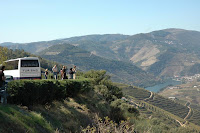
[[44, 65, 76, 80]]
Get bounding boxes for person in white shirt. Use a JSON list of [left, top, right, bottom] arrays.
[[72, 65, 76, 79], [52, 65, 58, 80]]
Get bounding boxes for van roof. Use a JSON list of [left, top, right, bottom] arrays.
[[5, 57, 39, 62]]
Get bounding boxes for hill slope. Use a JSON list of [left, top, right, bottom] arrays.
[[60, 29, 200, 77], [39, 43, 158, 87], [1, 79, 200, 132]]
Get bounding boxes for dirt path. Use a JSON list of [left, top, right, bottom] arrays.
[[175, 101, 191, 127], [184, 101, 191, 120], [144, 91, 153, 101], [176, 120, 186, 127]]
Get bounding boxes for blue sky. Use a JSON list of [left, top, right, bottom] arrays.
[[0, 0, 199, 43]]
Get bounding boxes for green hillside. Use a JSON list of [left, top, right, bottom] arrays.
[[0, 81, 111, 132], [1, 70, 200, 132]]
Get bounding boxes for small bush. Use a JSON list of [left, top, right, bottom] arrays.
[[7, 79, 92, 106], [110, 99, 139, 123], [81, 115, 135, 133]]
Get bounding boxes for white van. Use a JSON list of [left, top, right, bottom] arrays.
[[4, 57, 41, 80]]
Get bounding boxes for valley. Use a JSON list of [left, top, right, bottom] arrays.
[[145, 79, 181, 92], [159, 80, 200, 106]]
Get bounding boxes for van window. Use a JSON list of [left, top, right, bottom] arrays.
[[5, 60, 19, 70], [21, 60, 39, 67]]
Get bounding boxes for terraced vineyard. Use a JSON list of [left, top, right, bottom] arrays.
[[145, 95, 189, 119], [123, 86, 189, 119], [185, 104, 200, 126], [122, 86, 150, 100], [190, 104, 200, 111], [126, 96, 185, 127], [188, 109, 200, 125], [122, 85, 200, 127]]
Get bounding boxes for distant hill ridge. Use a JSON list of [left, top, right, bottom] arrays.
[[1, 28, 200, 78]]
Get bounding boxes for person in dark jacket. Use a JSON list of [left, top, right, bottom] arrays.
[[68, 68, 74, 79], [0, 66, 5, 87], [62, 66, 67, 79]]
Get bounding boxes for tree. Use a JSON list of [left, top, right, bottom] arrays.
[[0, 47, 8, 65]]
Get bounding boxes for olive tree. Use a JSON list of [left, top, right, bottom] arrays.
[[0, 47, 8, 64]]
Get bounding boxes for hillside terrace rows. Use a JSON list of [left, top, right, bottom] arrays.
[[188, 109, 200, 125], [124, 96, 185, 127], [190, 104, 200, 111], [142, 92, 200, 126], [145, 95, 189, 119], [124, 86, 189, 119], [113, 85, 200, 126], [123, 86, 151, 100], [186, 104, 200, 126]]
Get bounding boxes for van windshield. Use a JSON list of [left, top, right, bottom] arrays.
[[21, 60, 39, 67], [5, 60, 19, 70]]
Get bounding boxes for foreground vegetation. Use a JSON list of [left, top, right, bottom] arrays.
[[1, 46, 200, 132], [0, 70, 200, 132], [7, 79, 92, 107]]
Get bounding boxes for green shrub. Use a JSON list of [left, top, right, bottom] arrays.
[[94, 84, 123, 103], [83, 70, 123, 103], [110, 99, 139, 123], [7, 79, 92, 106], [83, 70, 109, 84]]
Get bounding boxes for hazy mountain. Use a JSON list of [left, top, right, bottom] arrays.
[[1, 40, 65, 54], [0, 42, 20, 46]]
